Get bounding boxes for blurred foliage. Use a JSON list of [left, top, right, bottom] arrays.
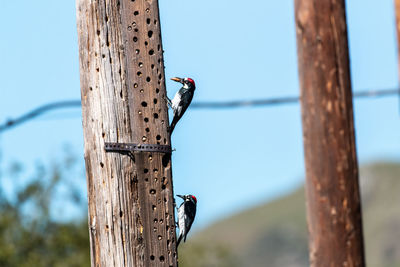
[[179, 242, 240, 267], [0, 148, 90, 267]]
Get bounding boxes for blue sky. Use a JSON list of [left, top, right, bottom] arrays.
[[0, 0, 399, 229]]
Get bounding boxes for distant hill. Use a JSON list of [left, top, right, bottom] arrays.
[[178, 162, 400, 267]]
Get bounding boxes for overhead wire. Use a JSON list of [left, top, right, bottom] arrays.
[[0, 88, 398, 133]]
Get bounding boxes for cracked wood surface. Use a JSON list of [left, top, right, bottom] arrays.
[[76, 0, 177, 266], [294, 1, 366, 266]]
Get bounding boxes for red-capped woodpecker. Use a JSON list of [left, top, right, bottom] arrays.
[[166, 77, 196, 134], [176, 194, 197, 247]]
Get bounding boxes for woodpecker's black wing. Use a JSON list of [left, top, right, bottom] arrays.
[[183, 200, 196, 242], [169, 87, 194, 133]]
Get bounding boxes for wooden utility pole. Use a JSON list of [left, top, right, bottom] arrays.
[[294, 1, 365, 266], [76, 0, 177, 266]]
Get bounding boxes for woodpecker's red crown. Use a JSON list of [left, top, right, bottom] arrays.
[[186, 78, 195, 87], [190, 195, 197, 203]]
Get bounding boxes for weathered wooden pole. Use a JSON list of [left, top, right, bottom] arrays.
[[76, 0, 177, 266], [294, 1, 366, 266]]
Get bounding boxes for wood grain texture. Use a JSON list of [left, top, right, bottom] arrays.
[[294, 1, 365, 266], [76, 0, 177, 266]]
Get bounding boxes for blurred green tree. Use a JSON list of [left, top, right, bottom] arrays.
[[0, 149, 90, 266]]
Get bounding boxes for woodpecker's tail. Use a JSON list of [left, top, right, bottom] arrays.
[[168, 118, 178, 134], [176, 234, 183, 248]]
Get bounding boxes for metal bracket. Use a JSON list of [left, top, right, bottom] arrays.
[[105, 142, 172, 154]]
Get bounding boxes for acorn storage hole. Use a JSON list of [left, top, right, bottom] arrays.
[[159, 256, 165, 262], [148, 30, 153, 38], [134, 11, 139, 16], [153, 113, 159, 119], [141, 101, 147, 107], [150, 255, 155, 261], [146, 76, 151, 82], [133, 36, 138, 42]]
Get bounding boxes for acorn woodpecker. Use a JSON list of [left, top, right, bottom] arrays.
[[166, 77, 196, 134], [176, 194, 197, 247]]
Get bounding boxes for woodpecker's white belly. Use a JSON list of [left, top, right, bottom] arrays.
[[171, 93, 181, 111], [177, 205, 186, 236]]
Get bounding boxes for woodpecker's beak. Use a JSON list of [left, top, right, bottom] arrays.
[[177, 194, 185, 200], [171, 77, 183, 84]]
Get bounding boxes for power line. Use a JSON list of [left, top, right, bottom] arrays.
[[0, 88, 398, 133]]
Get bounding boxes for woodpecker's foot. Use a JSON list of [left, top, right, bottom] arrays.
[[164, 96, 172, 108]]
